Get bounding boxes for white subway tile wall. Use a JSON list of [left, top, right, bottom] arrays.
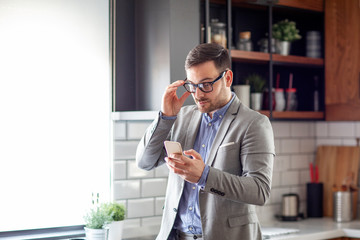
[[328, 122, 355, 137], [141, 178, 167, 197], [113, 119, 168, 232], [127, 198, 154, 218], [113, 161, 126, 179], [113, 119, 360, 233]]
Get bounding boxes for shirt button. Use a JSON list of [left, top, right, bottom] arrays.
[[173, 208, 177, 212], [202, 144, 205, 148], [219, 115, 222, 118], [189, 226, 193, 231], [192, 186, 196, 190], [189, 206, 193, 210], [208, 123, 212, 126]]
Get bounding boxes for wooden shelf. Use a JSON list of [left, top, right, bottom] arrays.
[[208, 0, 324, 12], [231, 50, 270, 63], [277, 0, 324, 12], [231, 50, 324, 66], [259, 111, 324, 120], [272, 54, 324, 66]]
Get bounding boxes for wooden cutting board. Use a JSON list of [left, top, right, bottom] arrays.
[[315, 146, 360, 217]]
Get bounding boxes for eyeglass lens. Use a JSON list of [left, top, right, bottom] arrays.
[[184, 82, 213, 93], [183, 71, 226, 93]]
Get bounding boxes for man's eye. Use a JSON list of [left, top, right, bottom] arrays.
[[202, 83, 211, 88]]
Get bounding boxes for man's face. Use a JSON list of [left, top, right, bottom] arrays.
[[185, 61, 232, 117]]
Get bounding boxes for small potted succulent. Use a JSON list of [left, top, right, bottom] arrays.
[[245, 73, 266, 111], [272, 19, 301, 55], [101, 202, 126, 240]]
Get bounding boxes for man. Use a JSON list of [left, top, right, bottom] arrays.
[[136, 43, 275, 240]]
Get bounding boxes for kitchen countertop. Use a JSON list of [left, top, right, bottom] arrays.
[[120, 218, 360, 240], [262, 217, 360, 239]]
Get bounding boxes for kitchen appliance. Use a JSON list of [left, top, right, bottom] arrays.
[[281, 193, 299, 221]]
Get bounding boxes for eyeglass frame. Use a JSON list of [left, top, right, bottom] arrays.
[[183, 70, 228, 93]]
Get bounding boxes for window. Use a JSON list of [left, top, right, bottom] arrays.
[[0, 0, 111, 231]]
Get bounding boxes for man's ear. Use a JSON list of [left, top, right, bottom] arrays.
[[225, 70, 233, 87]]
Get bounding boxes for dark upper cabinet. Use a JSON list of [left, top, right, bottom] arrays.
[[202, 0, 325, 120]]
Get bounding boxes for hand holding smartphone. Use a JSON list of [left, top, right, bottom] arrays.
[[164, 141, 183, 156]]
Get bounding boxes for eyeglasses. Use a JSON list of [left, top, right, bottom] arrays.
[[183, 70, 227, 93]]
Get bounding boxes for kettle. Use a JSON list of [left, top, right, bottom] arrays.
[[281, 193, 299, 221]]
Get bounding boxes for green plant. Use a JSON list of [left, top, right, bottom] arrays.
[[245, 73, 266, 93], [84, 207, 113, 229], [101, 202, 126, 221], [272, 19, 301, 42]]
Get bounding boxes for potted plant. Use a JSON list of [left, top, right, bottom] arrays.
[[245, 73, 266, 111], [84, 206, 113, 240], [272, 19, 301, 55], [101, 202, 126, 240]]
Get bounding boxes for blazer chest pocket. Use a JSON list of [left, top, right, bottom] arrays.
[[218, 141, 237, 153], [213, 141, 240, 172], [228, 212, 258, 228]]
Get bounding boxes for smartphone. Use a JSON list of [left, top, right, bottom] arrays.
[[164, 141, 183, 156]]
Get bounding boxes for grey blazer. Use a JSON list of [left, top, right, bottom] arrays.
[[136, 96, 275, 240]]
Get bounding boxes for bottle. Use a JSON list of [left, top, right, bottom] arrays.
[[285, 88, 298, 111], [313, 76, 319, 111], [275, 88, 286, 111]]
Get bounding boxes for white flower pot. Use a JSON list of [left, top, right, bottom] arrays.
[[251, 92, 262, 111], [85, 227, 109, 240], [276, 40, 291, 56], [108, 221, 124, 240], [233, 85, 250, 107]]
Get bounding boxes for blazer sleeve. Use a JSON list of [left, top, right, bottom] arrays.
[[136, 113, 176, 171], [203, 114, 275, 205]]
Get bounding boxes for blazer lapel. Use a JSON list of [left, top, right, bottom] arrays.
[[184, 108, 202, 151], [205, 97, 240, 166]]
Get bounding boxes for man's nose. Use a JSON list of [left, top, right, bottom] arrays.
[[194, 86, 204, 98]]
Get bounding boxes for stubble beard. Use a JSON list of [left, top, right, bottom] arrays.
[[195, 97, 220, 114]]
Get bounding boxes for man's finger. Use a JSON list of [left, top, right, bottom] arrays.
[[183, 149, 202, 160]]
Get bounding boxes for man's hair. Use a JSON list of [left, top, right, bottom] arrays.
[[185, 43, 231, 71]]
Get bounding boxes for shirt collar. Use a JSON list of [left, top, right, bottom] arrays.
[[204, 92, 235, 122]]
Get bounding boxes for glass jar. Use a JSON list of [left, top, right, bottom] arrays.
[[285, 88, 298, 111], [275, 88, 286, 111], [211, 19, 227, 49], [237, 31, 253, 51], [258, 38, 276, 53]]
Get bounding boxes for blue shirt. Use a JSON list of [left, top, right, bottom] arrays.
[[167, 93, 235, 234]]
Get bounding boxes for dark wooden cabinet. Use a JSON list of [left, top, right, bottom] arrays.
[[203, 0, 325, 120], [325, 0, 360, 121]]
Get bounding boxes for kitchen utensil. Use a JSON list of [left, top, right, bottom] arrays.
[[307, 182, 323, 217], [309, 162, 319, 183], [316, 146, 360, 218], [281, 193, 299, 221], [333, 191, 353, 222]]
